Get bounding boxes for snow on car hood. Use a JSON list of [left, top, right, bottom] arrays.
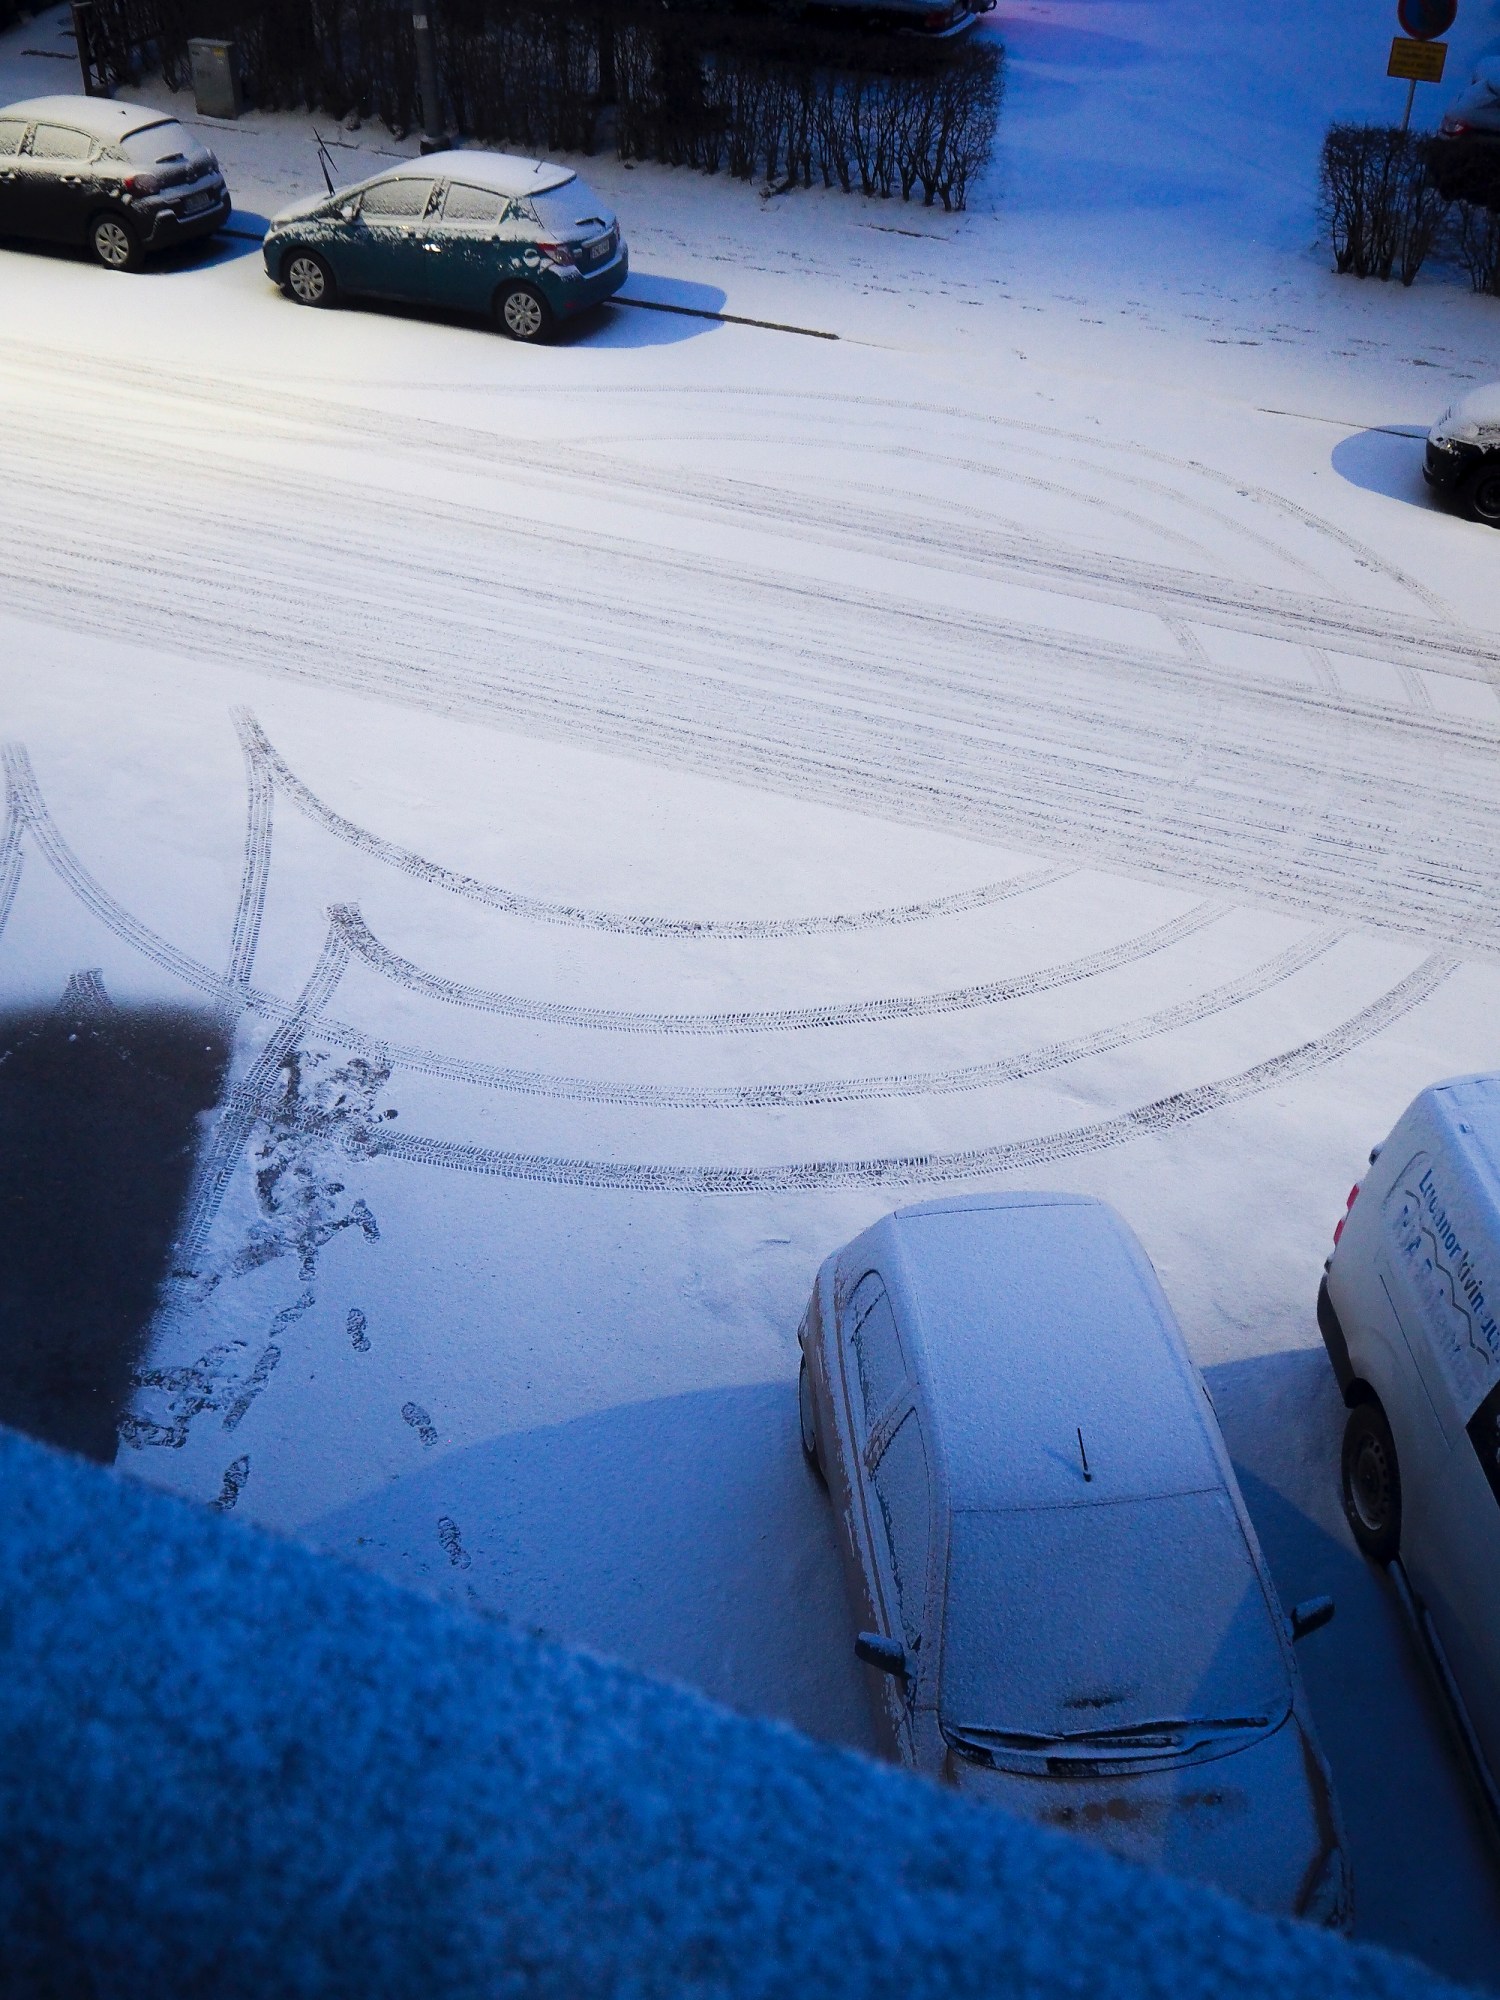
[[1430, 383, 1500, 445], [269, 192, 333, 228]]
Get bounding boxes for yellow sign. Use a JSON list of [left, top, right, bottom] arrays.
[[1388, 36, 1448, 81]]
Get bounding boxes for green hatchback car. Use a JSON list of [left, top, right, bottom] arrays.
[[262, 150, 627, 342]]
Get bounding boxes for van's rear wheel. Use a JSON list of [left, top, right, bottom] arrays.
[[1342, 1400, 1401, 1563], [799, 1356, 827, 1488]]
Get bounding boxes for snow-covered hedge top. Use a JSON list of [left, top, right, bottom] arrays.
[[0, 1423, 1469, 2000]]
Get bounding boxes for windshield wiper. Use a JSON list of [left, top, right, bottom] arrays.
[[946, 1715, 1271, 1756]]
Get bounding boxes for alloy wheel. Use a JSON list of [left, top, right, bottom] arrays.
[[287, 255, 329, 306], [502, 289, 545, 340], [92, 219, 134, 270]]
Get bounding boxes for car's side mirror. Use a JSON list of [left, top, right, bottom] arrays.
[[855, 1631, 908, 1678], [1287, 1595, 1335, 1642]]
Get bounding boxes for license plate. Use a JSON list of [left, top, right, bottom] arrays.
[[583, 235, 612, 264], [180, 189, 217, 216]]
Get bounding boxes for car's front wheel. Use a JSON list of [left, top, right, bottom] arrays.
[[495, 281, 554, 344], [89, 213, 141, 272], [1341, 1399, 1401, 1563], [1464, 461, 1500, 527], [283, 249, 336, 307]]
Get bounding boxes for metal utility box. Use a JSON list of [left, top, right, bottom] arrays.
[[189, 38, 242, 120]]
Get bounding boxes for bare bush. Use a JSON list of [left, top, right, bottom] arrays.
[[1454, 196, 1500, 294], [86, 0, 1004, 209], [1320, 121, 1446, 286]]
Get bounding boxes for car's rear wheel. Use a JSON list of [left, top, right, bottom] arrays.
[[89, 213, 141, 272], [798, 1356, 827, 1488], [495, 281, 554, 344], [284, 249, 335, 307], [1342, 1399, 1401, 1563], [1464, 462, 1500, 527]]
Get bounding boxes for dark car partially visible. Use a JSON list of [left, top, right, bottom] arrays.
[[0, 95, 229, 270], [1425, 386, 1500, 526]]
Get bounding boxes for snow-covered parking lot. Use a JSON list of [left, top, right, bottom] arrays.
[[3, 0, 1500, 1977]]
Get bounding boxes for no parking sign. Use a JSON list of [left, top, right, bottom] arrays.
[[1396, 0, 1456, 39], [1390, 0, 1456, 122]]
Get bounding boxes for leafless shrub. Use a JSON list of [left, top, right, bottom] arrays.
[[1453, 196, 1500, 294], [1320, 121, 1446, 286], [88, 0, 1004, 209]]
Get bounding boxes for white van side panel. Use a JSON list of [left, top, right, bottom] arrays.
[[1329, 1078, 1500, 1780]]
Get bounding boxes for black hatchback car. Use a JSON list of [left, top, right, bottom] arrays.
[[0, 95, 229, 269]]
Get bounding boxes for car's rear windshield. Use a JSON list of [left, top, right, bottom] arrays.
[[118, 121, 193, 164], [530, 180, 611, 236], [940, 1491, 1291, 1741]]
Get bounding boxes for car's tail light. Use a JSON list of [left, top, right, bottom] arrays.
[[537, 241, 578, 270], [1443, 117, 1472, 134], [1332, 1182, 1362, 1246]]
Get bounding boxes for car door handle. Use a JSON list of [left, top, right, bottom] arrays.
[[423, 241, 441, 252]]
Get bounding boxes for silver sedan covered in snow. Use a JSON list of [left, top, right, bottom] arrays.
[[797, 1191, 1351, 1926]]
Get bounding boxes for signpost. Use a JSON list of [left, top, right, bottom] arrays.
[[1391, 0, 1457, 128]]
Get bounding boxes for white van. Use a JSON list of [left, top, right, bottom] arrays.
[[1320, 1075, 1500, 1808], [801, 1192, 1351, 1924]]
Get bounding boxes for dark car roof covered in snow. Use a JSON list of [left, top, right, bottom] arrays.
[[853, 1192, 1224, 1513], [0, 95, 175, 139]]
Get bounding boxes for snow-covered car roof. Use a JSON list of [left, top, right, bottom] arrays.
[[0, 94, 174, 139], [371, 150, 576, 199], [869, 1192, 1224, 1511]]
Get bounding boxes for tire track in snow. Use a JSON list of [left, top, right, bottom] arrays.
[[236, 712, 1071, 939], [0, 383, 1488, 682], [330, 898, 1227, 1034], [352, 926, 1340, 1106], [0, 349, 1454, 625], [361, 955, 1457, 1192], [5, 389, 1500, 948], [227, 725, 275, 994]]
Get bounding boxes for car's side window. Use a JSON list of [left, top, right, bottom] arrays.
[[358, 178, 435, 219], [443, 183, 504, 226], [0, 120, 28, 157], [846, 1274, 906, 1430], [871, 1409, 931, 1650], [29, 124, 93, 161]]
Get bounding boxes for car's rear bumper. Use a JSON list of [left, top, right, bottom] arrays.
[[552, 244, 629, 316], [140, 190, 231, 251]]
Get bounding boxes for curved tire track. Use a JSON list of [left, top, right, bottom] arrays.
[[362, 955, 1456, 1192], [331, 897, 1227, 1035], [352, 927, 1339, 1106], [237, 711, 1070, 939]]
